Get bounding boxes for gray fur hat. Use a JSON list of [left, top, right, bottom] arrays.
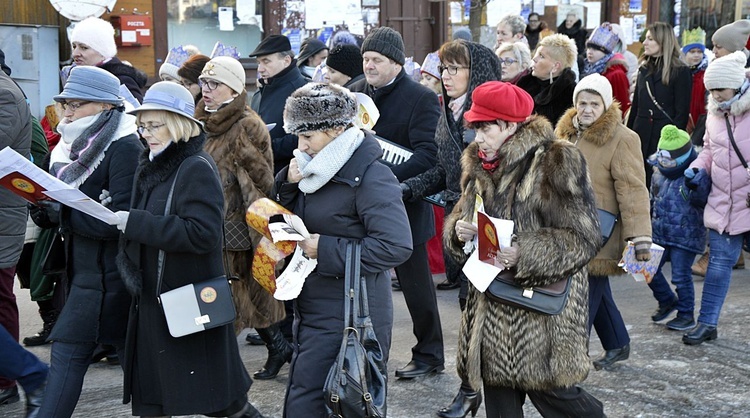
[[283, 83, 357, 134], [361, 27, 405, 65]]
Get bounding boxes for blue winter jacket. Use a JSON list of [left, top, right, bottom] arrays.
[[650, 149, 707, 254]]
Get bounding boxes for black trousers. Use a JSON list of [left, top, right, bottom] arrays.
[[588, 274, 630, 350], [394, 242, 444, 366], [484, 385, 604, 418]]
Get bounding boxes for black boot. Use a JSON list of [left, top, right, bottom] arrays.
[[23, 303, 57, 347], [253, 325, 292, 380], [437, 385, 482, 418], [228, 401, 265, 418]]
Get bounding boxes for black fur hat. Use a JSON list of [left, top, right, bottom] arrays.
[[283, 83, 357, 134]]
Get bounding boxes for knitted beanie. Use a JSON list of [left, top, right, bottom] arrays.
[[200, 56, 246, 94], [452, 28, 472, 41], [70, 17, 118, 59], [361, 27, 406, 65], [159, 63, 180, 81], [711, 20, 750, 53], [703, 50, 747, 90], [658, 125, 691, 158], [284, 83, 357, 134], [178, 54, 211, 85], [574, 73, 614, 110], [464, 81, 534, 123], [326, 44, 364, 79]]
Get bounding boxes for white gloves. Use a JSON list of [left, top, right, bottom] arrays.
[[114, 211, 130, 233], [99, 189, 112, 206]]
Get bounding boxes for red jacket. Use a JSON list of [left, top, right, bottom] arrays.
[[601, 53, 631, 115], [688, 69, 706, 129]]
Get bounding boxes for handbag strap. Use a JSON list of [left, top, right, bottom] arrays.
[[156, 155, 232, 298], [724, 113, 750, 178], [645, 81, 676, 124]]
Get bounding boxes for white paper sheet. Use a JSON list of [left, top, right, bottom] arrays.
[[462, 250, 503, 292], [219, 7, 234, 31], [274, 245, 317, 300], [236, 0, 256, 24]]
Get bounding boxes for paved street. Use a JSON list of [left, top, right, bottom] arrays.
[[4, 258, 750, 417]]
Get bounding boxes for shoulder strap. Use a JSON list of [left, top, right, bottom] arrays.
[[645, 81, 675, 124], [156, 159, 186, 298], [724, 113, 750, 178]]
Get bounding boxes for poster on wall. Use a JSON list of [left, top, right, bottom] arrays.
[[556, 4, 585, 27], [633, 14, 647, 42], [532, 0, 545, 15], [629, 0, 643, 13], [486, 0, 521, 26], [583, 2, 601, 29], [619, 17, 634, 45]]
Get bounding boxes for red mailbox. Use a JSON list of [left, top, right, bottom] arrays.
[[110, 15, 152, 47]]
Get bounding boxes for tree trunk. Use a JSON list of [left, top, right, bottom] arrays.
[[468, 0, 489, 42]]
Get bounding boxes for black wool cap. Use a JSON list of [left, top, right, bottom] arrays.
[[326, 44, 364, 78], [249, 35, 292, 57], [361, 27, 405, 65]]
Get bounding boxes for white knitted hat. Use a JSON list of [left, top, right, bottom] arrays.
[[70, 17, 117, 59], [159, 63, 180, 81], [574, 73, 613, 109], [199, 56, 246, 94], [704, 51, 747, 90]]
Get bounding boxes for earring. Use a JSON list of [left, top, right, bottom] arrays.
[[549, 70, 554, 84]]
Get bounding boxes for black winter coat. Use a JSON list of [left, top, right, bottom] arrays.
[[349, 69, 440, 245], [626, 61, 692, 185], [49, 134, 143, 346], [117, 136, 250, 416], [517, 68, 577, 125], [99, 57, 146, 103], [557, 20, 588, 57], [274, 132, 412, 417], [250, 62, 308, 174], [404, 42, 501, 205]]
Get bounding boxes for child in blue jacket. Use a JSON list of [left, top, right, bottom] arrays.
[[647, 125, 707, 331]]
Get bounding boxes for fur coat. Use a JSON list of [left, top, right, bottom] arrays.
[[556, 103, 651, 276], [444, 116, 601, 391], [196, 91, 285, 329]]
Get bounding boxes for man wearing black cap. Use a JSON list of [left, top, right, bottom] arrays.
[[349, 26, 444, 379], [249, 35, 308, 174]]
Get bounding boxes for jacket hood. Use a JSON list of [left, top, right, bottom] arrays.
[[444, 41, 503, 117], [555, 101, 623, 146]]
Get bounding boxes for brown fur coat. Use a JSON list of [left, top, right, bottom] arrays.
[[555, 103, 651, 276], [444, 116, 601, 391], [196, 92, 285, 329]]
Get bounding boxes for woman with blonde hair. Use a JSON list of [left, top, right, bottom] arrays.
[[626, 22, 691, 186], [517, 34, 578, 124], [495, 42, 531, 84]]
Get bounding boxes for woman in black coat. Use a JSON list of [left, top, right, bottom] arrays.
[[274, 83, 413, 417], [626, 22, 692, 186], [115, 82, 261, 418], [31, 66, 143, 417]]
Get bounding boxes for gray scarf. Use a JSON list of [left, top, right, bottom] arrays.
[[293, 127, 364, 193]]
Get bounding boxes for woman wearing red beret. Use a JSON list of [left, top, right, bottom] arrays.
[[444, 81, 605, 417]]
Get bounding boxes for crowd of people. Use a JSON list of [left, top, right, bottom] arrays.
[[1, 10, 750, 418]]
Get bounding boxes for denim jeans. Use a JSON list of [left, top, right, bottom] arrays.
[[0, 324, 47, 394], [588, 275, 630, 350], [38, 341, 124, 418], [648, 246, 698, 318], [698, 229, 745, 326]]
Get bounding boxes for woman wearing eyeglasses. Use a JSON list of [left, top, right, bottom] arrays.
[[555, 73, 652, 370], [29, 66, 143, 417], [516, 34, 578, 125], [193, 56, 288, 380], [495, 42, 531, 84], [401, 39, 502, 418], [116, 81, 264, 418]]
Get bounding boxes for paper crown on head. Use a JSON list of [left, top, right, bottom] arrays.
[[586, 23, 619, 54], [165, 46, 193, 67], [420, 52, 441, 80], [210, 41, 241, 59], [403, 57, 421, 82], [681, 27, 706, 53]]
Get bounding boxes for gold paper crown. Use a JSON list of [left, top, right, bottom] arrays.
[[682, 27, 706, 47]]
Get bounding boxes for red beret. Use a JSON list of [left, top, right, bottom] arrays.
[[464, 81, 534, 123]]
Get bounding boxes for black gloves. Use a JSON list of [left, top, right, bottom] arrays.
[[29, 200, 61, 229], [400, 183, 413, 201]]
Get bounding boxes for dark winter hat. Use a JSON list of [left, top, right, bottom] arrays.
[[297, 38, 328, 66], [248, 35, 292, 57], [464, 81, 533, 123], [658, 125, 691, 158], [54, 66, 124, 105], [284, 83, 357, 134], [326, 44, 364, 79], [178, 54, 211, 85], [361, 27, 406, 65], [712, 20, 750, 53]]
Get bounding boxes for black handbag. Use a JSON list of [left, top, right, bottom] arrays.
[[597, 208, 618, 245], [324, 241, 387, 418], [223, 219, 253, 251], [486, 270, 571, 315], [41, 230, 66, 276]]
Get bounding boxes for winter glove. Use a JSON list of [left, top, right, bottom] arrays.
[[99, 189, 112, 207], [632, 236, 652, 261], [29, 200, 61, 229], [685, 169, 711, 208], [684, 167, 698, 181], [114, 211, 130, 233], [400, 183, 413, 200]]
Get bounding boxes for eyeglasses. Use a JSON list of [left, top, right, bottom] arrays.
[[61, 101, 91, 112], [648, 150, 678, 168], [198, 79, 221, 91], [499, 58, 518, 66], [438, 64, 469, 76], [137, 123, 166, 135], [528, 19, 540, 23]]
